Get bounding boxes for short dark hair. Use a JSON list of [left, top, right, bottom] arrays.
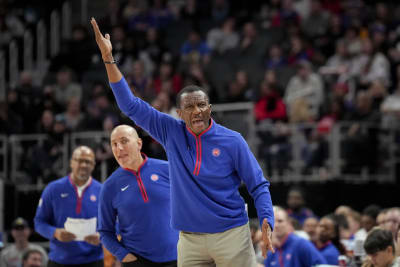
[[363, 204, 381, 219], [364, 228, 395, 255], [22, 248, 43, 262], [176, 85, 209, 108]]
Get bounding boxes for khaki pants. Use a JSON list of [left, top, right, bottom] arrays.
[[177, 223, 257, 267]]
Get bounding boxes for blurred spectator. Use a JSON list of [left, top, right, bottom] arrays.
[[126, 0, 156, 33], [384, 208, 400, 241], [286, 186, 315, 226], [142, 27, 170, 65], [151, 90, 178, 118], [271, 0, 301, 28], [0, 101, 23, 135], [343, 91, 380, 174], [363, 228, 400, 267], [153, 61, 182, 96], [264, 206, 326, 267], [314, 214, 347, 265], [350, 38, 390, 88], [381, 81, 400, 129], [342, 26, 362, 56], [181, 29, 211, 65], [149, 0, 173, 29], [319, 40, 352, 83], [225, 70, 253, 102], [211, 0, 230, 25], [207, 17, 239, 54], [0, 218, 48, 267], [377, 209, 390, 228], [254, 80, 286, 123], [265, 45, 287, 70], [57, 97, 85, 132], [303, 217, 319, 243], [21, 249, 43, 267], [287, 36, 313, 65], [35, 110, 54, 135], [239, 22, 259, 52], [285, 60, 324, 120], [52, 25, 96, 77], [126, 60, 154, 101], [52, 67, 82, 107], [302, 0, 331, 39]]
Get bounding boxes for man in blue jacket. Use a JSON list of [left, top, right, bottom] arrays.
[[34, 146, 103, 267], [98, 125, 178, 266], [91, 18, 274, 267], [264, 207, 326, 267]]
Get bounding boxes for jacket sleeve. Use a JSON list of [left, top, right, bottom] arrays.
[[234, 135, 274, 229], [97, 182, 130, 262], [109, 77, 179, 147], [34, 185, 57, 240]]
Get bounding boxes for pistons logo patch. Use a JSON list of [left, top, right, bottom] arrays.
[[151, 174, 159, 181], [212, 148, 220, 157], [90, 195, 97, 202]]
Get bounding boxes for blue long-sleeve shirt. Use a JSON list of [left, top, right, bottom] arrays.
[[316, 241, 340, 265], [34, 176, 103, 264], [110, 77, 274, 232], [98, 155, 178, 262], [264, 233, 327, 267]]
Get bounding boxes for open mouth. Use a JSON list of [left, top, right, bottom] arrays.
[[192, 119, 204, 127]]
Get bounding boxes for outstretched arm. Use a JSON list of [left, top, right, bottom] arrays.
[[90, 17, 122, 83]]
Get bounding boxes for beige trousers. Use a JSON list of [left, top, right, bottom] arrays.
[[177, 223, 257, 267]]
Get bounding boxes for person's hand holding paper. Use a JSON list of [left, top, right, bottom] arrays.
[[64, 217, 97, 242]]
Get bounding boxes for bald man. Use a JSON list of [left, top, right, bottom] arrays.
[[98, 125, 178, 267], [34, 146, 104, 267]]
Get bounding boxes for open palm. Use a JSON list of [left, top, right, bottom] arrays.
[[90, 18, 112, 58]]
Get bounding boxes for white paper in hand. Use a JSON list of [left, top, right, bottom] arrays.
[[64, 217, 97, 241]]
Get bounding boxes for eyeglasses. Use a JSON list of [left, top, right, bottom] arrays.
[[72, 158, 94, 165]]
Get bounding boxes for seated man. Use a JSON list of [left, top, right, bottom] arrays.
[[0, 218, 48, 267], [364, 227, 400, 267], [22, 249, 43, 267], [264, 207, 326, 267]]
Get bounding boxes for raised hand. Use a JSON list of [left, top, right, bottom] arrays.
[[90, 17, 113, 61]]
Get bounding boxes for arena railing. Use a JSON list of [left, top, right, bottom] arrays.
[[3, 118, 399, 185]]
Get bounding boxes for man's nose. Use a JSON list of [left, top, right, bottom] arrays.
[[193, 105, 201, 113], [117, 143, 123, 150]]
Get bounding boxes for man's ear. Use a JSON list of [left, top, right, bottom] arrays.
[[137, 138, 143, 150]]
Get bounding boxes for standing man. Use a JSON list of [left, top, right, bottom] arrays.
[[91, 18, 274, 267], [264, 207, 326, 267], [98, 125, 178, 267], [0, 217, 48, 267], [34, 146, 103, 267]]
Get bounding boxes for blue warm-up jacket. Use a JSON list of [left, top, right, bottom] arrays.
[[264, 233, 327, 267], [110, 77, 274, 233], [34, 176, 103, 264], [316, 241, 340, 265], [98, 155, 178, 262]]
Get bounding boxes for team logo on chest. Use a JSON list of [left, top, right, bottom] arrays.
[[90, 194, 97, 202], [151, 174, 159, 181], [212, 148, 220, 157]]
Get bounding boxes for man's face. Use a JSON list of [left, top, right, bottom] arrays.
[[70, 147, 95, 183], [317, 217, 336, 243], [377, 212, 387, 227], [368, 247, 393, 267], [177, 91, 211, 135], [11, 227, 30, 242], [273, 210, 291, 239], [23, 252, 43, 267], [111, 126, 142, 169], [361, 215, 376, 232], [287, 191, 304, 210], [384, 210, 400, 236], [303, 217, 319, 242]]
